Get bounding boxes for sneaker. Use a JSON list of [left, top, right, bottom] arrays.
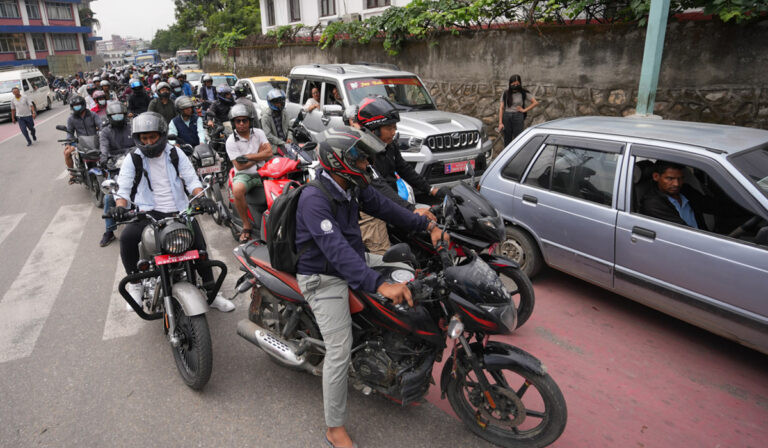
[[31, 133, 36, 141], [125, 282, 144, 311], [99, 231, 115, 247], [210, 294, 235, 312], [26, 141, 31, 147]]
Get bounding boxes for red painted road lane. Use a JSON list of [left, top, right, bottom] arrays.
[[427, 269, 768, 447]]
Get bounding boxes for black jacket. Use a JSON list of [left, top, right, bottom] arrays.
[[640, 185, 711, 228], [127, 91, 151, 116], [205, 100, 232, 124], [373, 141, 431, 197]]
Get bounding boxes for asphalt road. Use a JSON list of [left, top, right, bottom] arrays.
[[0, 103, 766, 448]]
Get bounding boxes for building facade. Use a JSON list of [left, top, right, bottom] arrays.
[[0, 0, 99, 70], [259, 0, 411, 32]]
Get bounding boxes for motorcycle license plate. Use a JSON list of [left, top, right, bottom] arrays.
[[154, 250, 200, 266], [197, 163, 222, 175], [444, 160, 475, 174]]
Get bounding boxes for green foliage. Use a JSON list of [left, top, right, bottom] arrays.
[[151, 23, 195, 53], [78, 6, 100, 31]]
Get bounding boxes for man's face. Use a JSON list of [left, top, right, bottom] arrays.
[[102, 85, 110, 92], [378, 124, 397, 144], [354, 157, 370, 172], [139, 132, 160, 145], [12, 88, 20, 98], [204, 80, 212, 87], [233, 117, 250, 134], [653, 168, 685, 196], [182, 106, 193, 118]]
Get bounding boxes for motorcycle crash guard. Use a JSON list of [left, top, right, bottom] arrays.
[[439, 341, 547, 397], [171, 281, 210, 316]]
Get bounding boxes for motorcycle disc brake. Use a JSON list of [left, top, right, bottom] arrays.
[[479, 385, 527, 427]]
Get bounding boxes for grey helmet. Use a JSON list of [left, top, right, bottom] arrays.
[[202, 74, 213, 84], [228, 103, 255, 128], [156, 81, 171, 98], [317, 126, 386, 189], [106, 101, 127, 127], [174, 95, 195, 114], [132, 112, 168, 158], [168, 77, 182, 95], [99, 79, 110, 88]]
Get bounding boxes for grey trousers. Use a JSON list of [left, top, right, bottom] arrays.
[[297, 253, 410, 427]]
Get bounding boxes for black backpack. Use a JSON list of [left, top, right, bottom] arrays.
[[129, 147, 187, 202], [266, 179, 337, 273]]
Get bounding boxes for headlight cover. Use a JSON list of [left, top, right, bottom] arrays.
[[160, 224, 194, 255]]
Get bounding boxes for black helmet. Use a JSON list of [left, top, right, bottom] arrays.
[[106, 102, 127, 127], [86, 83, 96, 94], [228, 103, 255, 128], [132, 112, 168, 158], [174, 95, 195, 114], [317, 127, 386, 189], [70, 95, 86, 113], [217, 85, 234, 105], [202, 74, 212, 83], [357, 96, 400, 132], [234, 83, 248, 98]]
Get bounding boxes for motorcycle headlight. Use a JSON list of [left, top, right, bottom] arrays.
[[477, 215, 505, 243], [481, 304, 517, 333], [160, 224, 194, 255], [201, 156, 215, 167]]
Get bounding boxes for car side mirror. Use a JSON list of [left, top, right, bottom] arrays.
[[322, 104, 343, 117], [442, 195, 457, 222], [382, 242, 417, 265], [756, 226, 768, 246]]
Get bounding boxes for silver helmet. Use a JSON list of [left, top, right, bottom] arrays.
[[132, 112, 168, 158]]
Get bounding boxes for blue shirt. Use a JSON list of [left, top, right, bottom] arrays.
[[182, 82, 193, 97], [667, 194, 698, 229], [116, 143, 203, 212]]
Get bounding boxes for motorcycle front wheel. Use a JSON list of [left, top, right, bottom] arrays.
[[446, 357, 567, 448], [495, 266, 535, 329], [204, 182, 224, 225], [169, 299, 212, 390]]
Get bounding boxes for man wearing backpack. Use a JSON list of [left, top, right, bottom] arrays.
[[110, 112, 236, 312], [293, 127, 447, 448]]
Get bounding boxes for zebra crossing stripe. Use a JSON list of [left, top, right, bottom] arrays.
[[0, 204, 92, 363], [102, 258, 149, 341], [0, 213, 24, 246]]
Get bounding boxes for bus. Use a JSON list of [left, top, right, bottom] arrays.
[[135, 49, 161, 65], [176, 49, 199, 70]]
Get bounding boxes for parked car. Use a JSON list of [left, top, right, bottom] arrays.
[[235, 76, 288, 122], [479, 116, 768, 353], [0, 66, 54, 121], [284, 63, 493, 187], [207, 72, 238, 88], [181, 69, 204, 93]]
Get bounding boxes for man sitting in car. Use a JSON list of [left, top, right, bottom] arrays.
[[641, 161, 712, 229]]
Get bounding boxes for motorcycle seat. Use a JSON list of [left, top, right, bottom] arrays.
[[246, 186, 267, 208]]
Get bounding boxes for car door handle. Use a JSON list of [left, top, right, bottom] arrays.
[[522, 194, 538, 204], [631, 226, 656, 240]]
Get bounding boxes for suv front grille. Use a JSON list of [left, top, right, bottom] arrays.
[[426, 131, 480, 153]]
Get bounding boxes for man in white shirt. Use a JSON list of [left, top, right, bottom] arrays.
[[303, 86, 321, 113], [10, 87, 36, 146], [225, 104, 273, 242]]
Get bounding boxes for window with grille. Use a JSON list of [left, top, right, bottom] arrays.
[[25, 1, 41, 19], [289, 0, 300, 22], [0, 0, 20, 18], [366, 0, 390, 8], [46, 2, 73, 20], [0, 34, 27, 53], [319, 0, 335, 17], [52, 33, 77, 51], [31, 34, 46, 52], [266, 0, 275, 26]]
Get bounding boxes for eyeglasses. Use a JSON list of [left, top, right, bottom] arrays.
[[233, 118, 250, 124]]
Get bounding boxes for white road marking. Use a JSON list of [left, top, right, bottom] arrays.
[[0, 213, 24, 246], [0, 107, 70, 147], [102, 257, 149, 340], [55, 169, 68, 180], [0, 204, 92, 363]]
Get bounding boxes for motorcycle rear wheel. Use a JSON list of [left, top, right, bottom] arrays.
[[446, 358, 567, 448], [90, 173, 103, 207], [205, 182, 225, 225], [495, 266, 535, 329], [169, 299, 213, 390]]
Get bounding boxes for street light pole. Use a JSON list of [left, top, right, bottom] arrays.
[[635, 0, 671, 117]]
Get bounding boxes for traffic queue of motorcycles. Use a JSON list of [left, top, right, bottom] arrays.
[[51, 63, 567, 448]]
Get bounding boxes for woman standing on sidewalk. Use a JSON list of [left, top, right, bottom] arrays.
[[497, 75, 538, 147]]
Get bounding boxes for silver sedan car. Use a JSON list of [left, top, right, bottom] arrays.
[[479, 117, 768, 354]]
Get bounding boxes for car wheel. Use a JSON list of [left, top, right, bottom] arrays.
[[496, 225, 543, 278], [46, 97, 51, 110]]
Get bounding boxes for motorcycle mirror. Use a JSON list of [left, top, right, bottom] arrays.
[[101, 179, 118, 195], [55, 124, 67, 132], [322, 104, 343, 117], [464, 162, 476, 185], [442, 195, 457, 221], [296, 110, 306, 122], [203, 174, 213, 187], [382, 243, 417, 265]]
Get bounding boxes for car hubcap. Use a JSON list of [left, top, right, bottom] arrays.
[[499, 238, 525, 266]]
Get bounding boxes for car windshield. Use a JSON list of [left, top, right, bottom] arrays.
[[0, 80, 19, 93], [730, 146, 768, 200], [344, 77, 435, 111], [212, 76, 236, 87], [253, 81, 287, 99], [177, 54, 196, 64], [184, 72, 202, 82]]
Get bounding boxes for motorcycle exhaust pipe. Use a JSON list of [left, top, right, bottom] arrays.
[[237, 319, 321, 376]]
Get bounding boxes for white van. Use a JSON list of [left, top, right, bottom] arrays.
[[0, 66, 54, 121]]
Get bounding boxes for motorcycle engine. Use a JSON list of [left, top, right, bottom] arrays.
[[351, 333, 427, 388]]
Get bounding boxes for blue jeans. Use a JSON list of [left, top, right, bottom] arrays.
[[104, 194, 116, 232], [17, 115, 35, 143]]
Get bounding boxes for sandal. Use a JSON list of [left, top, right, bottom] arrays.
[[68, 176, 77, 185], [239, 228, 253, 243]]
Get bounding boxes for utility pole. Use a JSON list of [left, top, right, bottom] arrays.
[[635, 0, 671, 117]]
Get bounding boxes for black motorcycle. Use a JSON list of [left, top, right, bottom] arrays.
[[231, 195, 567, 447], [56, 124, 104, 207]]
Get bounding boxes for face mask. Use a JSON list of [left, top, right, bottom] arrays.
[[98, 100, 106, 106], [111, 114, 124, 121], [159, 91, 170, 98], [73, 105, 83, 112], [511, 85, 522, 92], [174, 88, 182, 94]]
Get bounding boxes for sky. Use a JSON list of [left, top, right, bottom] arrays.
[[90, 0, 177, 41]]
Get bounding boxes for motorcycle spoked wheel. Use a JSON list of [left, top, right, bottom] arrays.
[[446, 359, 567, 448], [249, 287, 324, 371], [494, 266, 535, 329], [204, 182, 225, 226], [168, 299, 213, 390], [90, 173, 103, 207]]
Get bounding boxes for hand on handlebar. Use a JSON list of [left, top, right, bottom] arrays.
[[191, 196, 217, 215], [430, 224, 449, 247], [377, 282, 413, 307], [109, 206, 130, 221], [413, 207, 436, 222]]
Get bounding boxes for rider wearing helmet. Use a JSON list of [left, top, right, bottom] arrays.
[[64, 95, 101, 183], [199, 74, 216, 109], [99, 79, 115, 101], [295, 126, 447, 448], [234, 82, 257, 123], [168, 77, 183, 99], [111, 112, 235, 312], [150, 74, 161, 95], [168, 96, 207, 148], [91, 90, 108, 117], [176, 72, 193, 96], [98, 102, 134, 247], [260, 88, 293, 151], [205, 85, 235, 127], [127, 78, 151, 117], [225, 103, 272, 242], [147, 81, 175, 125], [84, 83, 97, 109]]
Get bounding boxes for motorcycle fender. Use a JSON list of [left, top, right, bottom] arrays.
[[171, 281, 210, 316], [439, 358, 455, 398], [478, 253, 521, 270]]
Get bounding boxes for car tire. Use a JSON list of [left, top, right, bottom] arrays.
[[496, 225, 543, 278], [46, 97, 51, 111]]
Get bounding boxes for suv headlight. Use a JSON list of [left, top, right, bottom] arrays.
[[479, 126, 488, 141], [399, 136, 423, 152]]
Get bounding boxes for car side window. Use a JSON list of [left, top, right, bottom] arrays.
[[523, 144, 556, 189], [287, 79, 303, 103], [550, 146, 618, 206], [324, 82, 342, 106], [302, 81, 319, 104], [501, 134, 546, 182], [22, 79, 30, 91]]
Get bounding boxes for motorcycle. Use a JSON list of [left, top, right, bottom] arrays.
[[169, 135, 228, 226], [230, 195, 567, 448], [102, 179, 227, 390], [56, 124, 104, 207]]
